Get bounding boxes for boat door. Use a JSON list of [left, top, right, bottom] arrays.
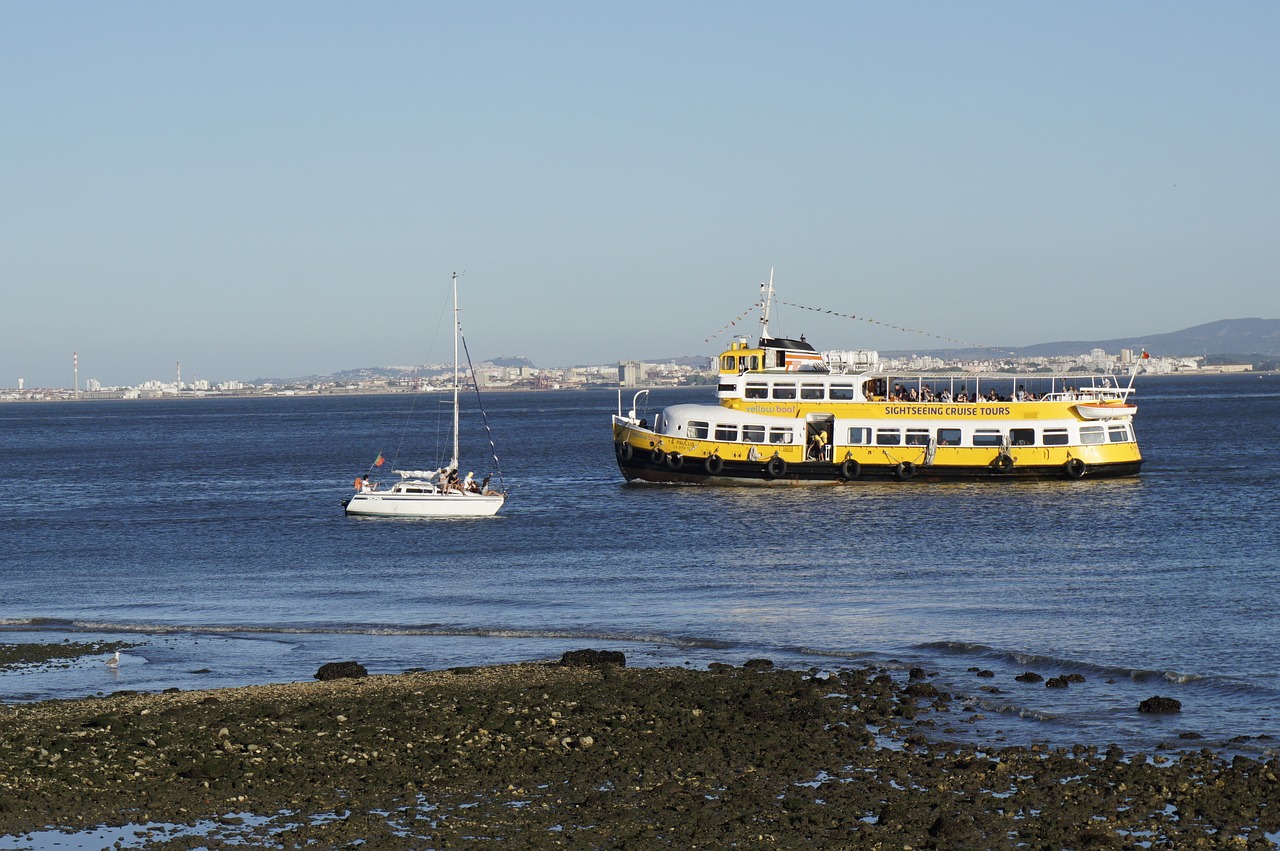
[[805, 414, 835, 462]]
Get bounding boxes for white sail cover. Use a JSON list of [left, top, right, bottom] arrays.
[[395, 467, 450, 480]]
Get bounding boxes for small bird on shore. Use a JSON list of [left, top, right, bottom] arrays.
[[106, 650, 121, 669]]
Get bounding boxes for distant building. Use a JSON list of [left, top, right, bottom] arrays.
[[618, 360, 646, 388]]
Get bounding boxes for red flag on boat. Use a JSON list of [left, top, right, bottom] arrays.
[[374, 453, 385, 467], [1141, 350, 1150, 359]]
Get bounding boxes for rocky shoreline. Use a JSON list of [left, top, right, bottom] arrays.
[[2, 649, 1279, 848]]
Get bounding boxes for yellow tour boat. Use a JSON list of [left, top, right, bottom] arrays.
[[611, 279, 1143, 484]]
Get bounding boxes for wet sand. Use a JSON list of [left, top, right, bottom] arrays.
[[2, 651, 1278, 848]]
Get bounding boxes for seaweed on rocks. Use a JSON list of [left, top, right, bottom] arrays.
[[0, 659, 1277, 848]]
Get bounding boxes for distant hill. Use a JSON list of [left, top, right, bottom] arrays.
[[889, 318, 1280, 360], [644, 355, 713, 368], [489, 356, 536, 369], [1019, 318, 1280, 358]]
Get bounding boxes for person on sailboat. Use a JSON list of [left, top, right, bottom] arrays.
[[464, 472, 477, 493]]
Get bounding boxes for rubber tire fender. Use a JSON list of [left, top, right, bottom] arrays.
[[895, 461, 916, 481], [765, 456, 787, 479], [704, 454, 724, 475], [617, 441, 634, 462], [839, 458, 860, 480], [649, 447, 665, 465], [1065, 458, 1086, 479], [993, 453, 1014, 472], [665, 452, 684, 471]]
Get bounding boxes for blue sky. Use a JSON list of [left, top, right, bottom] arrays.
[[3, 2, 1277, 388]]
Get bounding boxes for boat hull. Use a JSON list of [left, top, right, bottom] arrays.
[[614, 448, 1141, 484], [344, 492, 505, 517]]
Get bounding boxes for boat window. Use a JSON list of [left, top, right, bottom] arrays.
[[863, 378, 887, 400], [1043, 428, 1069, 446], [768, 427, 793, 444], [742, 424, 765, 443], [772, 384, 797, 400], [847, 427, 871, 445], [1108, 426, 1130, 443], [973, 430, 1003, 447], [747, 355, 760, 371], [875, 429, 901, 446], [830, 384, 855, 401], [720, 355, 736, 371], [688, 421, 709, 439], [936, 428, 961, 446], [714, 424, 738, 441], [745, 383, 768, 399], [1080, 426, 1105, 445], [800, 384, 825, 400], [1010, 428, 1035, 447], [905, 429, 930, 446]]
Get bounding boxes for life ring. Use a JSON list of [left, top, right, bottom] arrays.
[[665, 452, 684, 471], [895, 461, 916, 481], [993, 453, 1014, 472], [839, 458, 860, 480], [649, 447, 666, 465], [616, 442, 633, 462], [765, 456, 787, 479], [1064, 458, 1086, 479], [704, 454, 724, 475]]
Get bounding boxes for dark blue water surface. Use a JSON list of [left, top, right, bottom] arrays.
[[2, 375, 1279, 757]]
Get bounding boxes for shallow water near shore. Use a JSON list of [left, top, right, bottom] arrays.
[[3, 375, 1279, 758]]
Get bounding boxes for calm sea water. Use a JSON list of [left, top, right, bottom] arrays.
[[2, 375, 1279, 757]]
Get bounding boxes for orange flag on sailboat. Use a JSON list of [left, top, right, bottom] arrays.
[[374, 453, 385, 467]]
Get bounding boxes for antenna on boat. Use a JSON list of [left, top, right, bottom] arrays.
[[759, 267, 775, 342]]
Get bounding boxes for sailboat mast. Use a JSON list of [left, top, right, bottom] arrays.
[[451, 271, 460, 469]]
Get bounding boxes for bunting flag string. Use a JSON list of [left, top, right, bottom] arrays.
[[702, 300, 765, 344], [775, 299, 1014, 356]]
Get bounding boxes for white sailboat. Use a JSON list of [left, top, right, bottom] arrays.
[[344, 273, 506, 518]]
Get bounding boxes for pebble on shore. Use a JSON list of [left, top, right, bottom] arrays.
[[1, 653, 1278, 848]]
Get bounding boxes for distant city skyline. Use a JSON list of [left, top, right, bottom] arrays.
[[8, 309, 1274, 394], [4, 3, 1279, 389]]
